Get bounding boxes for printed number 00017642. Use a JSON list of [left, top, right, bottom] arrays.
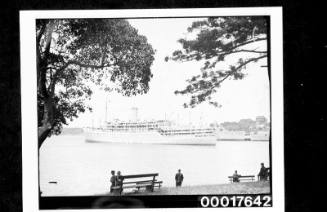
[[200, 195, 272, 207]]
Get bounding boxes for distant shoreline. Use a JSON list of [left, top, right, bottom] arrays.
[[61, 128, 84, 135], [57, 131, 269, 142]]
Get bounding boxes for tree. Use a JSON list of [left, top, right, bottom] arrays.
[[166, 17, 268, 108], [36, 19, 155, 148]]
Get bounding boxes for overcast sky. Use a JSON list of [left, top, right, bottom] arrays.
[[68, 18, 270, 127]]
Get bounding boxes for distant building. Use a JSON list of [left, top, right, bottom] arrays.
[[220, 116, 270, 131], [238, 119, 256, 131], [255, 116, 268, 130], [256, 116, 267, 124], [221, 122, 241, 131]]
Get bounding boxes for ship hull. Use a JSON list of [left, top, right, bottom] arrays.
[[84, 131, 216, 146]]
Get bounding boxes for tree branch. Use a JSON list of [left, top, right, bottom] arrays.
[[217, 54, 268, 85], [170, 37, 267, 63], [220, 37, 267, 53], [178, 54, 268, 96], [49, 58, 116, 95], [214, 37, 267, 59], [230, 49, 267, 54]]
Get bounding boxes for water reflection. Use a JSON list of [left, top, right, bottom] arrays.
[[40, 135, 270, 196]]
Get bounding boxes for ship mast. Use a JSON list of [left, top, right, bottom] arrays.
[[105, 96, 107, 123], [105, 96, 110, 124]]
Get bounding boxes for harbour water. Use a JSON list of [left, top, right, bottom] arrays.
[[40, 134, 270, 196]]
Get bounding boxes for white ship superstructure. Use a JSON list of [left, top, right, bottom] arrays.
[[84, 120, 217, 145]]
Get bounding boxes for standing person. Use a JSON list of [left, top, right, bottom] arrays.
[[232, 170, 240, 183], [258, 163, 267, 181], [175, 169, 184, 187], [110, 170, 116, 193]]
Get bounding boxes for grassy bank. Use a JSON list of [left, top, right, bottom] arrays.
[[120, 181, 270, 196]]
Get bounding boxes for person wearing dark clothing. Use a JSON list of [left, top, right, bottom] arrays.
[[110, 170, 116, 193], [266, 168, 270, 181], [232, 170, 240, 182], [258, 163, 268, 181], [116, 171, 124, 193], [175, 169, 184, 187]]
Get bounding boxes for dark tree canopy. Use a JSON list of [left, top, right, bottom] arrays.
[[37, 19, 155, 147], [166, 16, 268, 108]]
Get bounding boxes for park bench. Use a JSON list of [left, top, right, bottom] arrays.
[[111, 173, 163, 195], [228, 175, 255, 183]]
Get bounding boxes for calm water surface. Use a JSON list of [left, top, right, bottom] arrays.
[[40, 134, 270, 196]]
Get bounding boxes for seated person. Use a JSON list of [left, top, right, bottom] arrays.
[[232, 170, 240, 182], [116, 171, 124, 193], [110, 170, 116, 193]]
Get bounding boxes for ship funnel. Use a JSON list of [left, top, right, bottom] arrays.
[[131, 107, 138, 122]]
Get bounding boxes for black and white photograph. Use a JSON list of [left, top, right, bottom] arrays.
[[20, 8, 283, 210]]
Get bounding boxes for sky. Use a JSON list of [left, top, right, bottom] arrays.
[[68, 18, 270, 127]]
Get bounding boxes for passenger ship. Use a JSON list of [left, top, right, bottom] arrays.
[[84, 120, 217, 145]]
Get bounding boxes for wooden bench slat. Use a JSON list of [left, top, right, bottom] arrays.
[[123, 185, 141, 189], [122, 179, 162, 185], [122, 173, 158, 179], [228, 175, 255, 183], [136, 184, 152, 187], [136, 181, 162, 186], [112, 185, 149, 189], [123, 180, 154, 185], [228, 175, 255, 178], [111, 186, 122, 189]]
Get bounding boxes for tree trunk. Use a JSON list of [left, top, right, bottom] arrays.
[[37, 21, 56, 148], [38, 125, 51, 148], [38, 97, 54, 148]]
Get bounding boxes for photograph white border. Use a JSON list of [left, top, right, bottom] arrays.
[[20, 7, 284, 212]]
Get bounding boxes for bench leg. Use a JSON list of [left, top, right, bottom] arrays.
[[152, 177, 155, 192]]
